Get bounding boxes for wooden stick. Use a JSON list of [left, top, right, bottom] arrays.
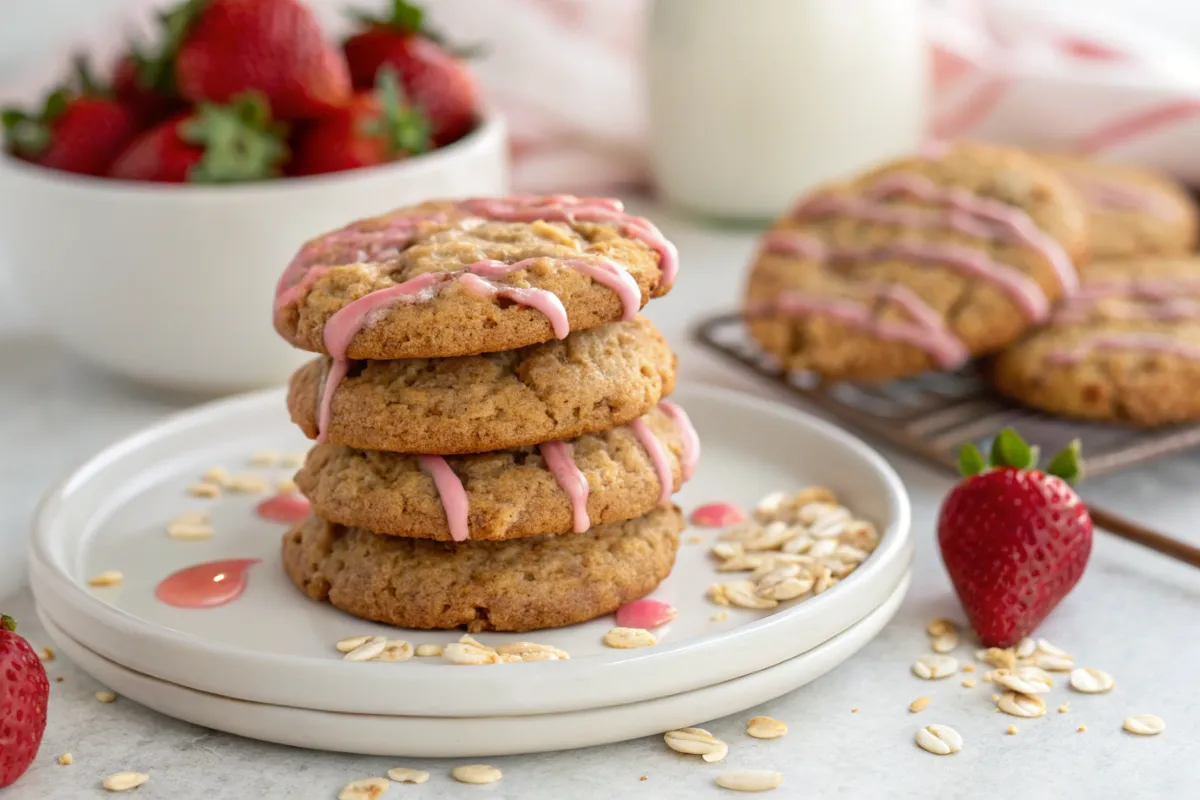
[[1086, 507, 1200, 568]]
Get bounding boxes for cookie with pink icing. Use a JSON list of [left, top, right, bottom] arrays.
[[281, 505, 682, 632], [274, 195, 677, 362], [287, 316, 676, 454], [1036, 152, 1198, 260], [294, 402, 698, 542], [744, 141, 1090, 381], [991, 256, 1200, 426]]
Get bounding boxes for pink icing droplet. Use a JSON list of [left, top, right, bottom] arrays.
[[155, 559, 260, 609], [616, 599, 677, 630], [689, 502, 746, 528], [255, 493, 311, 524]]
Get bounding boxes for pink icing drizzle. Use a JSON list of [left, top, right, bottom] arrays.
[[155, 559, 260, 609], [1047, 332, 1200, 365], [615, 598, 677, 629], [418, 455, 470, 542], [255, 493, 312, 523], [763, 230, 1049, 322], [689, 502, 747, 528], [1064, 173, 1179, 216], [1053, 278, 1200, 324], [539, 440, 591, 533], [793, 173, 1078, 295], [630, 418, 674, 505], [658, 400, 700, 482], [458, 273, 570, 338]]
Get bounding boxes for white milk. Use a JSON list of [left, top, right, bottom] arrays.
[[647, 0, 929, 221]]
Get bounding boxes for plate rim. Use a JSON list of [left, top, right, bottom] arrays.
[[29, 381, 913, 715]]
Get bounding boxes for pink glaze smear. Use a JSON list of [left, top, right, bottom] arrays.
[[1053, 277, 1200, 324], [418, 455, 470, 542], [155, 559, 260, 609], [615, 598, 677, 630], [539, 440, 591, 533], [689, 502, 747, 528], [1047, 332, 1200, 365], [255, 493, 312, 524]]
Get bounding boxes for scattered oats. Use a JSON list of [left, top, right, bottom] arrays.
[[1070, 668, 1115, 694], [201, 466, 230, 485], [95, 691, 117, 703], [604, 627, 657, 649], [1036, 638, 1071, 659], [227, 474, 267, 494], [686, 535, 703, 544], [1123, 714, 1165, 736], [38, 646, 55, 662], [249, 451, 279, 467], [961, 664, 975, 673], [166, 515, 214, 540], [982, 648, 1016, 670], [496, 641, 570, 661], [716, 769, 783, 792], [378, 640, 414, 662], [277, 478, 298, 494], [442, 642, 500, 665], [58, 753, 72, 766], [707, 584, 731, 606], [452, 765, 502, 785], [998, 692, 1046, 718], [851, 707, 859, 713], [338, 777, 389, 799], [915, 724, 963, 755], [1077, 724, 1087, 733], [1015, 637, 1037, 659], [745, 716, 787, 739], [992, 694, 1000, 702], [88, 571, 124, 588], [386, 768, 429, 784], [723, 580, 779, 610], [710, 611, 728, 622], [926, 619, 957, 637], [1035, 654, 1075, 672], [812, 567, 836, 595], [983, 672, 993, 683], [664, 727, 728, 761], [754, 491, 790, 520], [909, 696, 931, 713], [931, 631, 959, 654], [102, 772, 149, 792], [1058, 703, 1070, 714], [1006, 724, 1018, 735], [415, 643, 443, 657], [343, 636, 388, 662], [188, 482, 221, 498], [961, 679, 976, 689], [992, 667, 1053, 695], [335, 635, 373, 653], [808, 539, 838, 559], [743, 521, 794, 551], [711, 542, 744, 560], [281, 452, 306, 467], [912, 654, 958, 680], [764, 575, 814, 601], [458, 634, 495, 652]]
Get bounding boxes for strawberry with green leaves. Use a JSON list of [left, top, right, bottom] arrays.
[[343, 0, 480, 145], [291, 68, 430, 176], [109, 93, 288, 183], [2, 57, 138, 177], [937, 430, 1093, 647], [0, 615, 49, 789]]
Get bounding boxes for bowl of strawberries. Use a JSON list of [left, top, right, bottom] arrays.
[[0, 0, 507, 394]]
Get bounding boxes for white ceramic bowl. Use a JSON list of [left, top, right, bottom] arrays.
[[0, 114, 509, 394]]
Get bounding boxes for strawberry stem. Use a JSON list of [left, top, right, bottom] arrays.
[[1045, 439, 1083, 483], [180, 92, 289, 183], [2, 89, 70, 157], [362, 66, 431, 156], [1, 614, 15, 632], [989, 428, 1035, 470], [958, 443, 986, 477]]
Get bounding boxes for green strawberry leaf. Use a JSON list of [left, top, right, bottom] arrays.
[[181, 92, 289, 183], [1, 614, 15, 632], [989, 428, 1035, 470], [1045, 439, 1083, 484], [361, 66, 431, 156], [351, 0, 425, 32], [958, 442, 987, 477]]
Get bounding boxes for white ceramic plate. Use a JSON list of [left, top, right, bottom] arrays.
[[39, 571, 909, 757], [29, 384, 912, 718]]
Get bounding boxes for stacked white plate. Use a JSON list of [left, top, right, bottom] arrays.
[[30, 385, 913, 757]]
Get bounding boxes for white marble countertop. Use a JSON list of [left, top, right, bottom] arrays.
[[2, 203, 1199, 799]]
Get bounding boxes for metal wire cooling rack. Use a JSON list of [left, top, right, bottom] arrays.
[[695, 312, 1200, 567]]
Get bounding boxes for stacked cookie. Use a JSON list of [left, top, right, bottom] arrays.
[[272, 195, 697, 632], [744, 140, 1200, 426]]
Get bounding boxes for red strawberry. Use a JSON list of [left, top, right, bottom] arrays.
[[291, 68, 430, 176], [937, 430, 1093, 647], [110, 93, 288, 183], [113, 51, 182, 126], [0, 615, 49, 789], [2, 57, 138, 176], [172, 0, 352, 120], [343, 0, 480, 145]]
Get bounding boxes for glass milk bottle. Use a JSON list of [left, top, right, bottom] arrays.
[[647, 0, 928, 221]]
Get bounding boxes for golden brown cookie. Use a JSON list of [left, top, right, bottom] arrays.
[[1037, 152, 1197, 260], [287, 316, 677, 454], [991, 256, 1200, 426], [295, 403, 698, 541], [744, 141, 1090, 381], [281, 506, 682, 632], [274, 196, 677, 360]]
